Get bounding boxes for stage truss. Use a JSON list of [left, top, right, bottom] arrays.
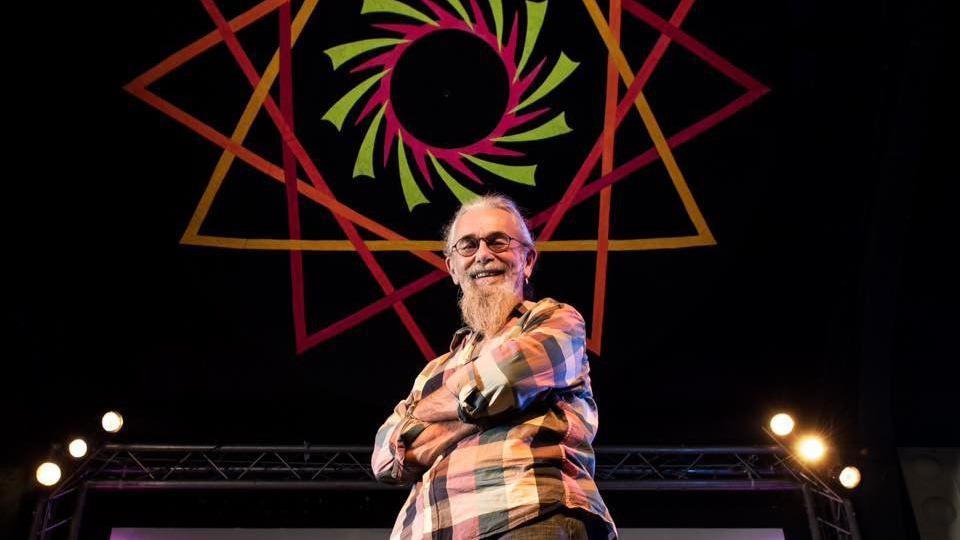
[[31, 444, 860, 540]]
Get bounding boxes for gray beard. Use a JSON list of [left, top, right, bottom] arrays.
[[458, 276, 523, 337]]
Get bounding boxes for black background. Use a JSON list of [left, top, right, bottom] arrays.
[[4, 0, 954, 538]]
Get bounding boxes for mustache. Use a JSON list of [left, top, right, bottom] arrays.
[[466, 263, 509, 278]]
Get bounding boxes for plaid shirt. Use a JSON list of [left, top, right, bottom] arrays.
[[372, 298, 616, 539]]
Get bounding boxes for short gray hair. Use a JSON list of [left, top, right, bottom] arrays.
[[443, 194, 535, 255]]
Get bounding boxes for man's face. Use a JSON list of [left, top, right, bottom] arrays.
[[445, 208, 537, 298]]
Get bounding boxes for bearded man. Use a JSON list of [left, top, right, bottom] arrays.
[[372, 195, 616, 539]]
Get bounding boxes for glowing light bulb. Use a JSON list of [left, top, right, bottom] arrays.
[[769, 413, 795, 436], [68, 438, 88, 458], [36, 462, 62, 486], [797, 436, 827, 463], [101, 411, 124, 433], [839, 466, 861, 489]]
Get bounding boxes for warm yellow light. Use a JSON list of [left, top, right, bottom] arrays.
[[36, 462, 62, 486], [839, 466, 861, 489], [769, 413, 795, 436], [797, 436, 827, 462], [101, 411, 124, 433], [68, 439, 88, 458]]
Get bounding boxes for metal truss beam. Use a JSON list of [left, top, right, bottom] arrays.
[[30, 444, 860, 540]]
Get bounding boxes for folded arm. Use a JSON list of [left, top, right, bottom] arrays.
[[372, 398, 421, 484], [403, 420, 478, 469], [372, 381, 478, 484], [444, 301, 588, 423]]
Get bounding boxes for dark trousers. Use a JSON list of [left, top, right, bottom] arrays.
[[494, 509, 611, 539]]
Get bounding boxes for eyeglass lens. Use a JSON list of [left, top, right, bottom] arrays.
[[456, 233, 512, 255]]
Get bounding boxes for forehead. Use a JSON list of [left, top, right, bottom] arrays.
[[453, 208, 522, 238]]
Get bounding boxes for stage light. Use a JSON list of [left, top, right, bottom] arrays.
[[68, 438, 88, 458], [769, 413, 795, 436], [839, 466, 861, 489], [797, 436, 827, 462], [36, 462, 62, 486], [101, 411, 124, 433]]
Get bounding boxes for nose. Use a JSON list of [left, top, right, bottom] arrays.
[[472, 239, 496, 263]]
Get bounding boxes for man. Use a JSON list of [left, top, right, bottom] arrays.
[[372, 195, 616, 539]]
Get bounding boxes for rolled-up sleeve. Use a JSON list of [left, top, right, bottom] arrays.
[[445, 302, 587, 423], [371, 397, 429, 484]]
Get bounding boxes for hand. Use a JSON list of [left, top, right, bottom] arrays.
[[404, 420, 479, 469], [411, 388, 461, 423]]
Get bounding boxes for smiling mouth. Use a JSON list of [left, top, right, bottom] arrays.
[[470, 269, 506, 280]]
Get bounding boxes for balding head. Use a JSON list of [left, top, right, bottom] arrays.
[[443, 194, 534, 256]]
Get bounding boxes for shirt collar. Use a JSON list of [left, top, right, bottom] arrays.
[[449, 327, 473, 352]]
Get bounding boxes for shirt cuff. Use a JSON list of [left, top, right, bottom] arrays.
[[389, 410, 426, 481], [443, 364, 481, 422]]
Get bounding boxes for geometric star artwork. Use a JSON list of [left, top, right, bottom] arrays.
[[322, 0, 579, 212], [124, 0, 768, 359]]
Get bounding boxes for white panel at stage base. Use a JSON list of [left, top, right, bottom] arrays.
[[111, 527, 786, 540]]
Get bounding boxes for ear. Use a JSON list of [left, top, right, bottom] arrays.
[[522, 248, 538, 280], [445, 255, 460, 285]]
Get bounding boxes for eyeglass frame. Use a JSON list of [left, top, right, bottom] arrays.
[[449, 232, 532, 257]]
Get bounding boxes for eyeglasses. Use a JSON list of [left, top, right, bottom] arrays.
[[451, 232, 529, 257]]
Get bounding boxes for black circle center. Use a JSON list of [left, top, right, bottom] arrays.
[[391, 30, 509, 149]]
